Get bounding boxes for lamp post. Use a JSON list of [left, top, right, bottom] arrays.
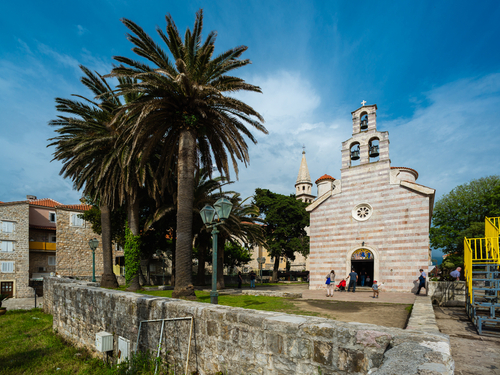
[[200, 198, 233, 304], [88, 238, 99, 282], [257, 257, 266, 285]]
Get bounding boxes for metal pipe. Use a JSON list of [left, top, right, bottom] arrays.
[[155, 320, 166, 375], [184, 317, 194, 375]]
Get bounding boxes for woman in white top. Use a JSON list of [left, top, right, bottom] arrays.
[[326, 270, 335, 297]]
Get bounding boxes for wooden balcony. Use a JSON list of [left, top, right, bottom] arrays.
[[29, 242, 56, 251]]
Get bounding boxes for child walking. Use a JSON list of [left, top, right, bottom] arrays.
[[372, 280, 379, 298]]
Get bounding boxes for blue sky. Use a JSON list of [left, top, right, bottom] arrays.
[[1, 1, 500, 256]]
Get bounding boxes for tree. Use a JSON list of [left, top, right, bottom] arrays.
[[223, 242, 252, 270], [253, 189, 310, 282], [430, 175, 500, 257], [49, 66, 127, 288], [109, 10, 267, 298]]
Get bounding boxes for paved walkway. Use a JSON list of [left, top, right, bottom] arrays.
[[3, 297, 43, 310], [216, 283, 417, 304]]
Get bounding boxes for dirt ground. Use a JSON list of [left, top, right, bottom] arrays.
[[434, 305, 500, 375], [293, 299, 411, 328]]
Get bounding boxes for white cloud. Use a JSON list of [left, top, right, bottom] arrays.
[[232, 72, 500, 202], [387, 73, 500, 199], [76, 25, 88, 36]]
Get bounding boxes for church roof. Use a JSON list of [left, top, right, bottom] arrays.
[[315, 174, 335, 184], [296, 151, 312, 185], [391, 166, 419, 180]]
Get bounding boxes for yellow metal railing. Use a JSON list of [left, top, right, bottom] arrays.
[[464, 217, 500, 304], [486, 217, 500, 238], [29, 242, 56, 251]]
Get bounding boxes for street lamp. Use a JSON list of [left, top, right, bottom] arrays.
[[257, 257, 266, 285], [88, 238, 99, 282], [200, 197, 233, 304]]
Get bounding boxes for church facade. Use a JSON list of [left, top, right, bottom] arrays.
[[306, 104, 435, 292]]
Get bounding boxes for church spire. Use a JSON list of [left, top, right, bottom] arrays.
[[295, 148, 315, 203], [296, 149, 312, 184]]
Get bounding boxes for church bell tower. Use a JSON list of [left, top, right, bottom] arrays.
[[295, 149, 316, 203]]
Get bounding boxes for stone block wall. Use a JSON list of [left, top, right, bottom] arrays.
[[55, 208, 104, 277], [0, 203, 32, 297], [44, 277, 453, 374], [428, 281, 466, 306], [29, 251, 56, 277]]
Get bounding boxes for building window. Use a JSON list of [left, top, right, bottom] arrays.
[[49, 212, 56, 223], [48, 256, 56, 266], [1, 261, 14, 273], [0, 241, 14, 252], [1, 221, 14, 233], [50, 235, 56, 243], [352, 203, 373, 222], [71, 213, 85, 227]]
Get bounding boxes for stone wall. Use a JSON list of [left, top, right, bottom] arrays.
[[44, 277, 454, 374], [0, 203, 32, 297], [29, 251, 56, 277], [55, 208, 104, 277], [428, 281, 466, 306]]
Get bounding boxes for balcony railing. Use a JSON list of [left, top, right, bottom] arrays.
[[29, 242, 56, 251]]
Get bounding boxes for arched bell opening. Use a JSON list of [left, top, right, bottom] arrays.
[[360, 113, 368, 131], [369, 138, 379, 162], [350, 142, 360, 166]]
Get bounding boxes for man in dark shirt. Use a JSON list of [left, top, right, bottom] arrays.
[[347, 269, 358, 292]]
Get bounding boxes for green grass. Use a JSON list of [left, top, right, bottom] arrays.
[[0, 309, 174, 374], [134, 289, 320, 317], [0, 309, 113, 374]]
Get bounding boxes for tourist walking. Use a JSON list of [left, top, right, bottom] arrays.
[[415, 269, 426, 295], [237, 271, 243, 289], [250, 270, 256, 288], [372, 280, 379, 298], [347, 269, 358, 292], [325, 270, 335, 296]]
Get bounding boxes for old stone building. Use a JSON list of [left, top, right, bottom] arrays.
[[0, 196, 123, 297], [307, 104, 435, 292]]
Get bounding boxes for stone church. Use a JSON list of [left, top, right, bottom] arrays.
[[303, 104, 435, 292]]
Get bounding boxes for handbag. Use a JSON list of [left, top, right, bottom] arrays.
[[325, 277, 331, 285]]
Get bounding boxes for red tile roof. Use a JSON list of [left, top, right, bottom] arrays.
[[315, 174, 335, 184], [391, 167, 419, 180], [28, 198, 63, 208], [56, 204, 92, 211], [0, 198, 62, 207]]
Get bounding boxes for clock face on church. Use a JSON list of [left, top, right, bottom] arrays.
[[352, 203, 373, 221]]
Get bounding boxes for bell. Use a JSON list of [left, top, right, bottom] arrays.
[[369, 145, 379, 157], [351, 150, 360, 160], [360, 118, 368, 130]]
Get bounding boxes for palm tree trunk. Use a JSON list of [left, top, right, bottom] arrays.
[[126, 198, 141, 291], [172, 130, 196, 299], [100, 204, 119, 288]]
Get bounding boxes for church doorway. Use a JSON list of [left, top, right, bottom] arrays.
[[350, 249, 374, 287]]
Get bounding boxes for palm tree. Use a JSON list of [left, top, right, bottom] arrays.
[[109, 10, 267, 297], [49, 66, 125, 288]]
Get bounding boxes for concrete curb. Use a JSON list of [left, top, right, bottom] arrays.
[[406, 296, 440, 333]]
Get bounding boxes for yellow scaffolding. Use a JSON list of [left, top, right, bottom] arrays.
[[464, 217, 500, 304]]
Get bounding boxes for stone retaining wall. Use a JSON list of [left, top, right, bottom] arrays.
[[428, 281, 465, 306], [44, 277, 454, 374]]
